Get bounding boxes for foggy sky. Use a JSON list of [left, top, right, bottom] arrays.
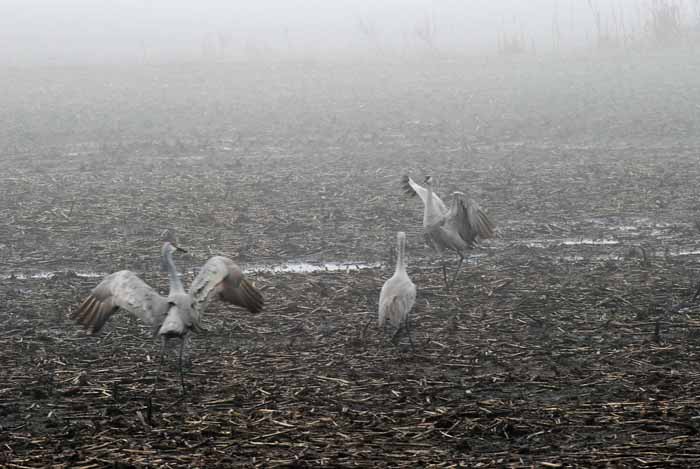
[[1, 0, 698, 65]]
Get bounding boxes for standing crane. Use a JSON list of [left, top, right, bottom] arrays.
[[378, 231, 416, 345], [71, 241, 263, 390], [402, 174, 495, 291]]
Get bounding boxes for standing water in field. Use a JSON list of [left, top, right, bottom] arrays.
[[0, 261, 383, 280]]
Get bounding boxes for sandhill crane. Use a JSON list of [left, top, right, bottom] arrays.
[[402, 174, 495, 290], [378, 231, 416, 345], [72, 241, 263, 390]]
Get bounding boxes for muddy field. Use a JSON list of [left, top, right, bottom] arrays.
[[3, 51, 700, 467]]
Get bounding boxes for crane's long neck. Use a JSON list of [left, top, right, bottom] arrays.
[[395, 232, 407, 275], [424, 182, 437, 226], [162, 247, 185, 294]]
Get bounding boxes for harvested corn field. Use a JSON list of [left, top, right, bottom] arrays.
[[3, 52, 700, 467]]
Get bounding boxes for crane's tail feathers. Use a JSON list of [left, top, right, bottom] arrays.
[[239, 278, 264, 314], [379, 295, 406, 331], [401, 175, 418, 197], [72, 295, 116, 334]]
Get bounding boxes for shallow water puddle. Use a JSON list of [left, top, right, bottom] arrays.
[[522, 238, 620, 248], [243, 261, 382, 274], [673, 249, 700, 256], [560, 238, 620, 246], [0, 271, 105, 280], [0, 261, 383, 281], [615, 225, 639, 232], [559, 248, 700, 262]]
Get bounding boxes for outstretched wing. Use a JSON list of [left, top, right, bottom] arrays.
[[189, 256, 264, 315], [401, 175, 448, 215], [72, 270, 169, 335], [445, 194, 495, 248]]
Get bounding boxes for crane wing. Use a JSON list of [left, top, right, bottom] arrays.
[[72, 270, 169, 335], [445, 194, 495, 248], [189, 256, 264, 315], [401, 175, 448, 214]]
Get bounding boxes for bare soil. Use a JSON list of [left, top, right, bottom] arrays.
[[3, 52, 700, 467]]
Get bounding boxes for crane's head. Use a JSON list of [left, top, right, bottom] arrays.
[[424, 175, 439, 188], [160, 241, 187, 272], [161, 228, 178, 244], [424, 175, 440, 193], [396, 231, 407, 244], [162, 241, 187, 256], [162, 230, 187, 250]]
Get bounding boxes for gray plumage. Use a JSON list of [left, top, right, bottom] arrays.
[[378, 231, 416, 343], [72, 242, 263, 387], [402, 175, 495, 290]]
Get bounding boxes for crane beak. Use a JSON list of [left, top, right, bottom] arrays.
[[174, 245, 188, 253]]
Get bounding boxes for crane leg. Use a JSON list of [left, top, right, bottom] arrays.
[[448, 254, 465, 291], [151, 336, 167, 396], [390, 325, 401, 345], [159, 335, 168, 364], [390, 317, 415, 351], [405, 314, 415, 351], [178, 338, 186, 394], [442, 263, 449, 290]]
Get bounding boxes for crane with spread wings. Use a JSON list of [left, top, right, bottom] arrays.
[[402, 174, 495, 290], [72, 241, 263, 390]]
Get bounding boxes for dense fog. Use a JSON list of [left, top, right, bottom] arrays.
[[1, 0, 699, 64], [6, 1, 700, 467]]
